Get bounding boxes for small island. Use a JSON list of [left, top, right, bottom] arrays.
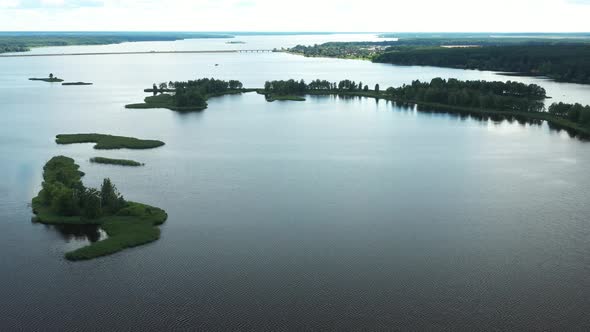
[[56, 133, 165, 149], [226, 41, 246, 44], [126, 78, 253, 111], [31, 156, 167, 261], [90, 157, 144, 166], [29, 73, 63, 83], [62, 82, 93, 86]]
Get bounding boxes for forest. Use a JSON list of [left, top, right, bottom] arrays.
[[374, 45, 590, 84], [288, 41, 590, 85]]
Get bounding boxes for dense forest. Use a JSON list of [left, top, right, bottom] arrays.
[[374, 45, 590, 84], [37, 156, 126, 219], [288, 41, 590, 85]]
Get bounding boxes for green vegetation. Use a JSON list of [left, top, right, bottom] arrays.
[[288, 38, 590, 84], [373, 45, 590, 84], [31, 156, 167, 261], [29, 73, 63, 82], [90, 157, 144, 167], [56, 134, 164, 150], [126, 78, 250, 111], [260, 77, 590, 136], [0, 32, 234, 54], [62, 82, 93, 86]]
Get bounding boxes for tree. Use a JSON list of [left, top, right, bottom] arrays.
[[81, 188, 102, 219], [364, 85, 369, 92], [49, 73, 54, 79], [152, 83, 158, 96], [101, 178, 125, 213], [159, 82, 168, 92], [375, 84, 380, 93]]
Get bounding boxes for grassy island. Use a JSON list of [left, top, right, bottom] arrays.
[[56, 133, 164, 149], [126, 78, 252, 111], [62, 82, 93, 86], [90, 157, 144, 166], [31, 156, 167, 261], [29, 77, 64, 83]]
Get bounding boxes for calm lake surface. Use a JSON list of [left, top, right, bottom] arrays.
[[0, 35, 589, 330]]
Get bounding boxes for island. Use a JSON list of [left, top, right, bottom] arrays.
[[90, 157, 144, 166], [31, 156, 167, 261], [62, 82, 93, 86], [126, 78, 254, 111], [29, 73, 63, 82], [226, 41, 246, 44], [56, 133, 165, 149]]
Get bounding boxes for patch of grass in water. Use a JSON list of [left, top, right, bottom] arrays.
[[56, 133, 164, 150]]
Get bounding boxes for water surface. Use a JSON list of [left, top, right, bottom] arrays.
[[0, 36, 589, 330]]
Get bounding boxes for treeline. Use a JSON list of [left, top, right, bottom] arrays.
[[155, 78, 244, 108], [374, 45, 590, 84], [385, 78, 546, 113], [38, 156, 126, 219], [0, 32, 234, 54], [548, 102, 590, 126], [264, 79, 376, 95]]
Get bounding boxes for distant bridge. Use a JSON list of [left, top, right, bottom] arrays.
[[0, 49, 276, 58]]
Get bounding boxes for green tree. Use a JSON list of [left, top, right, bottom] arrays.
[[375, 84, 380, 93]]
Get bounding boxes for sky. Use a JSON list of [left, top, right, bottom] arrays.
[[0, 0, 589, 32]]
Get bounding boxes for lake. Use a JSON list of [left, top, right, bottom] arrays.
[[0, 34, 589, 330]]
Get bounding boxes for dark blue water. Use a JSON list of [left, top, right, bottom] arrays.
[[0, 38, 589, 330]]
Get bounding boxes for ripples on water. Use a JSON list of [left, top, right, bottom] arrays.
[[0, 35, 589, 330]]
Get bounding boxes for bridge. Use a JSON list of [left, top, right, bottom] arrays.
[[0, 49, 276, 58]]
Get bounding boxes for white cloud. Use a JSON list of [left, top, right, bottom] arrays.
[[0, 0, 589, 31]]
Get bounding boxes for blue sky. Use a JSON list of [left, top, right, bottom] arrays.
[[0, 0, 589, 31]]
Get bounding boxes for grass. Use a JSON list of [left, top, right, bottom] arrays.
[[29, 77, 64, 82], [64, 202, 167, 261], [90, 157, 144, 166], [56, 133, 165, 150], [33, 199, 167, 261], [265, 95, 306, 102], [62, 82, 93, 86]]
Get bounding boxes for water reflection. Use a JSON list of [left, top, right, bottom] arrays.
[[32, 218, 106, 243]]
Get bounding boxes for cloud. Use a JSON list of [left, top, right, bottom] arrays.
[[0, 0, 589, 31]]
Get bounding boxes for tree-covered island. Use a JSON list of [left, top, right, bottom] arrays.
[[31, 156, 167, 261], [126, 78, 253, 111]]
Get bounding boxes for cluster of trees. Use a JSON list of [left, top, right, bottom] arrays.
[[39, 156, 126, 219], [155, 78, 244, 108], [384, 78, 546, 112], [374, 45, 590, 84], [263, 79, 379, 95], [548, 102, 590, 126]]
